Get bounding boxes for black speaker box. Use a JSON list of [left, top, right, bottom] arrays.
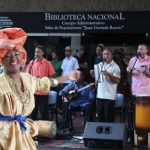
[[83, 122, 126, 148]]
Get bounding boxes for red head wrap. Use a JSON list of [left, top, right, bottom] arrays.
[[0, 27, 27, 65]]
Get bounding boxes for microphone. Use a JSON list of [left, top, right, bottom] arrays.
[[136, 52, 141, 57], [32, 54, 38, 64], [102, 57, 106, 64], [35, 53, 39, 59]]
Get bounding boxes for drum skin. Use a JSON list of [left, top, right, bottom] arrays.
[[136, 96, 150, 136], [35, 120, 57, 138]]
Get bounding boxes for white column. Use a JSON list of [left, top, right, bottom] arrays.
[[71, 35, 81, 55]]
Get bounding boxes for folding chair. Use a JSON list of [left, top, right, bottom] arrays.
[[48, 91, 58, 123]]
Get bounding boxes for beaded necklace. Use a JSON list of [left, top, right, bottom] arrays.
[[4, 73, 30, 107]]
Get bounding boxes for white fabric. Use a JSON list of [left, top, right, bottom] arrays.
[[96, 60, 120, 100], [94, 64, 99, 83], [61, 56, 79, 83]]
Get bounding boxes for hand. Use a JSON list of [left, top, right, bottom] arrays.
[[90, 70, 94, 78], [136, 67, 145, 73], [131, 65, 147, 73], [102, 70, 109, 77], [68, 70, 81, 81], [143, 70, 150, 77], [127, 67, 132, 73], [89, 83, 95, 88]]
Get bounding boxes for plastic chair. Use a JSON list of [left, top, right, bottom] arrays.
[[115, 93, 125, 122], [48, 91, 57, 121]]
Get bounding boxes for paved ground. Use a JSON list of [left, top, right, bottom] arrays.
[[36, 110, 149, 150]]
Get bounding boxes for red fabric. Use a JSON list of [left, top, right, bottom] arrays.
[[0, 27, 27, 64], [25, 58, 55, 95]]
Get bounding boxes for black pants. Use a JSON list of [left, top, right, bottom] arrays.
[[96, 98, 115, 122], [31, 94, 49, 120]]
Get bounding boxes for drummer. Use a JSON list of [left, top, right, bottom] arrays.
[[127, 43, 150, 96], [127, 43, 150, 139]]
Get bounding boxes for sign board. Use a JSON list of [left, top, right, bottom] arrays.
[[0, 12, 149, 33]]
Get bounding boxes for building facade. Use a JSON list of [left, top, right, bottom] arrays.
[[0, 0, 150, 63]]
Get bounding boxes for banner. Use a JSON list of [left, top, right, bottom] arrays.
[[0, 12, 150, 33]]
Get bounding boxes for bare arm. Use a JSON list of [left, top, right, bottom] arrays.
[[50, 70, 81, 87], [127, 67, 131, 73]]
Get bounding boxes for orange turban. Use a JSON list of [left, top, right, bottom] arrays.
[[0, 27, 27, 65]]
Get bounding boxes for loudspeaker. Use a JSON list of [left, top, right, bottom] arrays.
[[83, 122, 126, 148]]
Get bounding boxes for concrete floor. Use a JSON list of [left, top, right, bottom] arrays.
[[36, 112, 149, 150]]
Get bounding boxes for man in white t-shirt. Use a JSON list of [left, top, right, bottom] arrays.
[[61, 46, 79, 86], [96, 49, 121, 122]]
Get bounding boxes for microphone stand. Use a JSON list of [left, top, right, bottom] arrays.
[[94, 63, 103, 93], [130, 56, 139, 73], [94, 62, 104, 121], [29, 57, 36, 74], [94, 60, 105, 90]]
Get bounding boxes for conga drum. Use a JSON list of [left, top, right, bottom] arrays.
[[35, 120, 57, 139], [136, 95, 150, 136]]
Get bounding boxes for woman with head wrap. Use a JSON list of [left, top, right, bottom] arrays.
[[0, 27, 80, 150]]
